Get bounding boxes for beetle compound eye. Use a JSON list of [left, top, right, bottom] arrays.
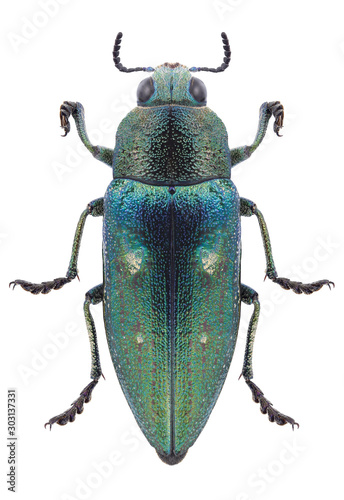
[[137, 77, 155, 104], [189, 77, 207, 105]]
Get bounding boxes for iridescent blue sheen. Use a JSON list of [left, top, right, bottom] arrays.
[[103, 178, 240, 460]]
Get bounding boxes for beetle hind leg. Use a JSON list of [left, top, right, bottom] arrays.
[[44, 284, 103, 429], [240, 283, 299, 429]]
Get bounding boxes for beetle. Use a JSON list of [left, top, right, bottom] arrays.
[[10, 32, 333, 465]]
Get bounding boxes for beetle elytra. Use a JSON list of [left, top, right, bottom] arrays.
[[11, 32, 333, 465]]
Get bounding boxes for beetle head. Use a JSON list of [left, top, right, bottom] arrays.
[[136, 64, 207, 107]]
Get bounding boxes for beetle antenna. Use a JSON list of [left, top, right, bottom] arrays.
[[113, 32, 154, 73], [189, 32, 231, 73]]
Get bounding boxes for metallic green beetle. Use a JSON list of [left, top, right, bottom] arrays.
[[11, 32, 333, 465]]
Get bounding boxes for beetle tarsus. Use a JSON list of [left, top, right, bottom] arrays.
[[246, 380, 299, 430], [60, 101, 78, 137], [9, 276, 73, 295], [272, 276, 334, 295], [267, 101, 284, 137], [44, 379, 99, 429]]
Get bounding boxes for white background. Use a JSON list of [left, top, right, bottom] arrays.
[[1, 0, 343, 499]]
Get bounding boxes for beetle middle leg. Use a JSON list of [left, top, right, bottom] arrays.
[[45, 283, 103, 429], [240, 284, 299, 428], [10, 198, 104, 295], [240, 197, 334, 294]]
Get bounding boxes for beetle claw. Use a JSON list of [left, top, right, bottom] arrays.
[[60, 101, 77, 137], [267, 101, 284, 137], [9, 276, 73, 295], [44, 379, 99, 430], [245, 379, 299, 430], [272, 276, 335, 295]]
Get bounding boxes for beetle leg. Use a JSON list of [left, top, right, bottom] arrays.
[[230, 101, 284, 167], [240, 284, 299, 429], [10, 198, 104, 295], [60, 101, 113, 167], [44, 284, 103, 429], [240, 197, 334, 294]]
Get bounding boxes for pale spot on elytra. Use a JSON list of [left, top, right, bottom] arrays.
[[200, 249, 219, 274], [125, 248, 143, 274]]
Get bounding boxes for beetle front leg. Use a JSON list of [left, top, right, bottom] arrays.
[[60, 101, 113, 167], [240, 198, 334, 294], [10, 198, 104, 295], [240, 284, 299, 429], [45, 284, 103, 429], [230, 101, 284, 167]]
